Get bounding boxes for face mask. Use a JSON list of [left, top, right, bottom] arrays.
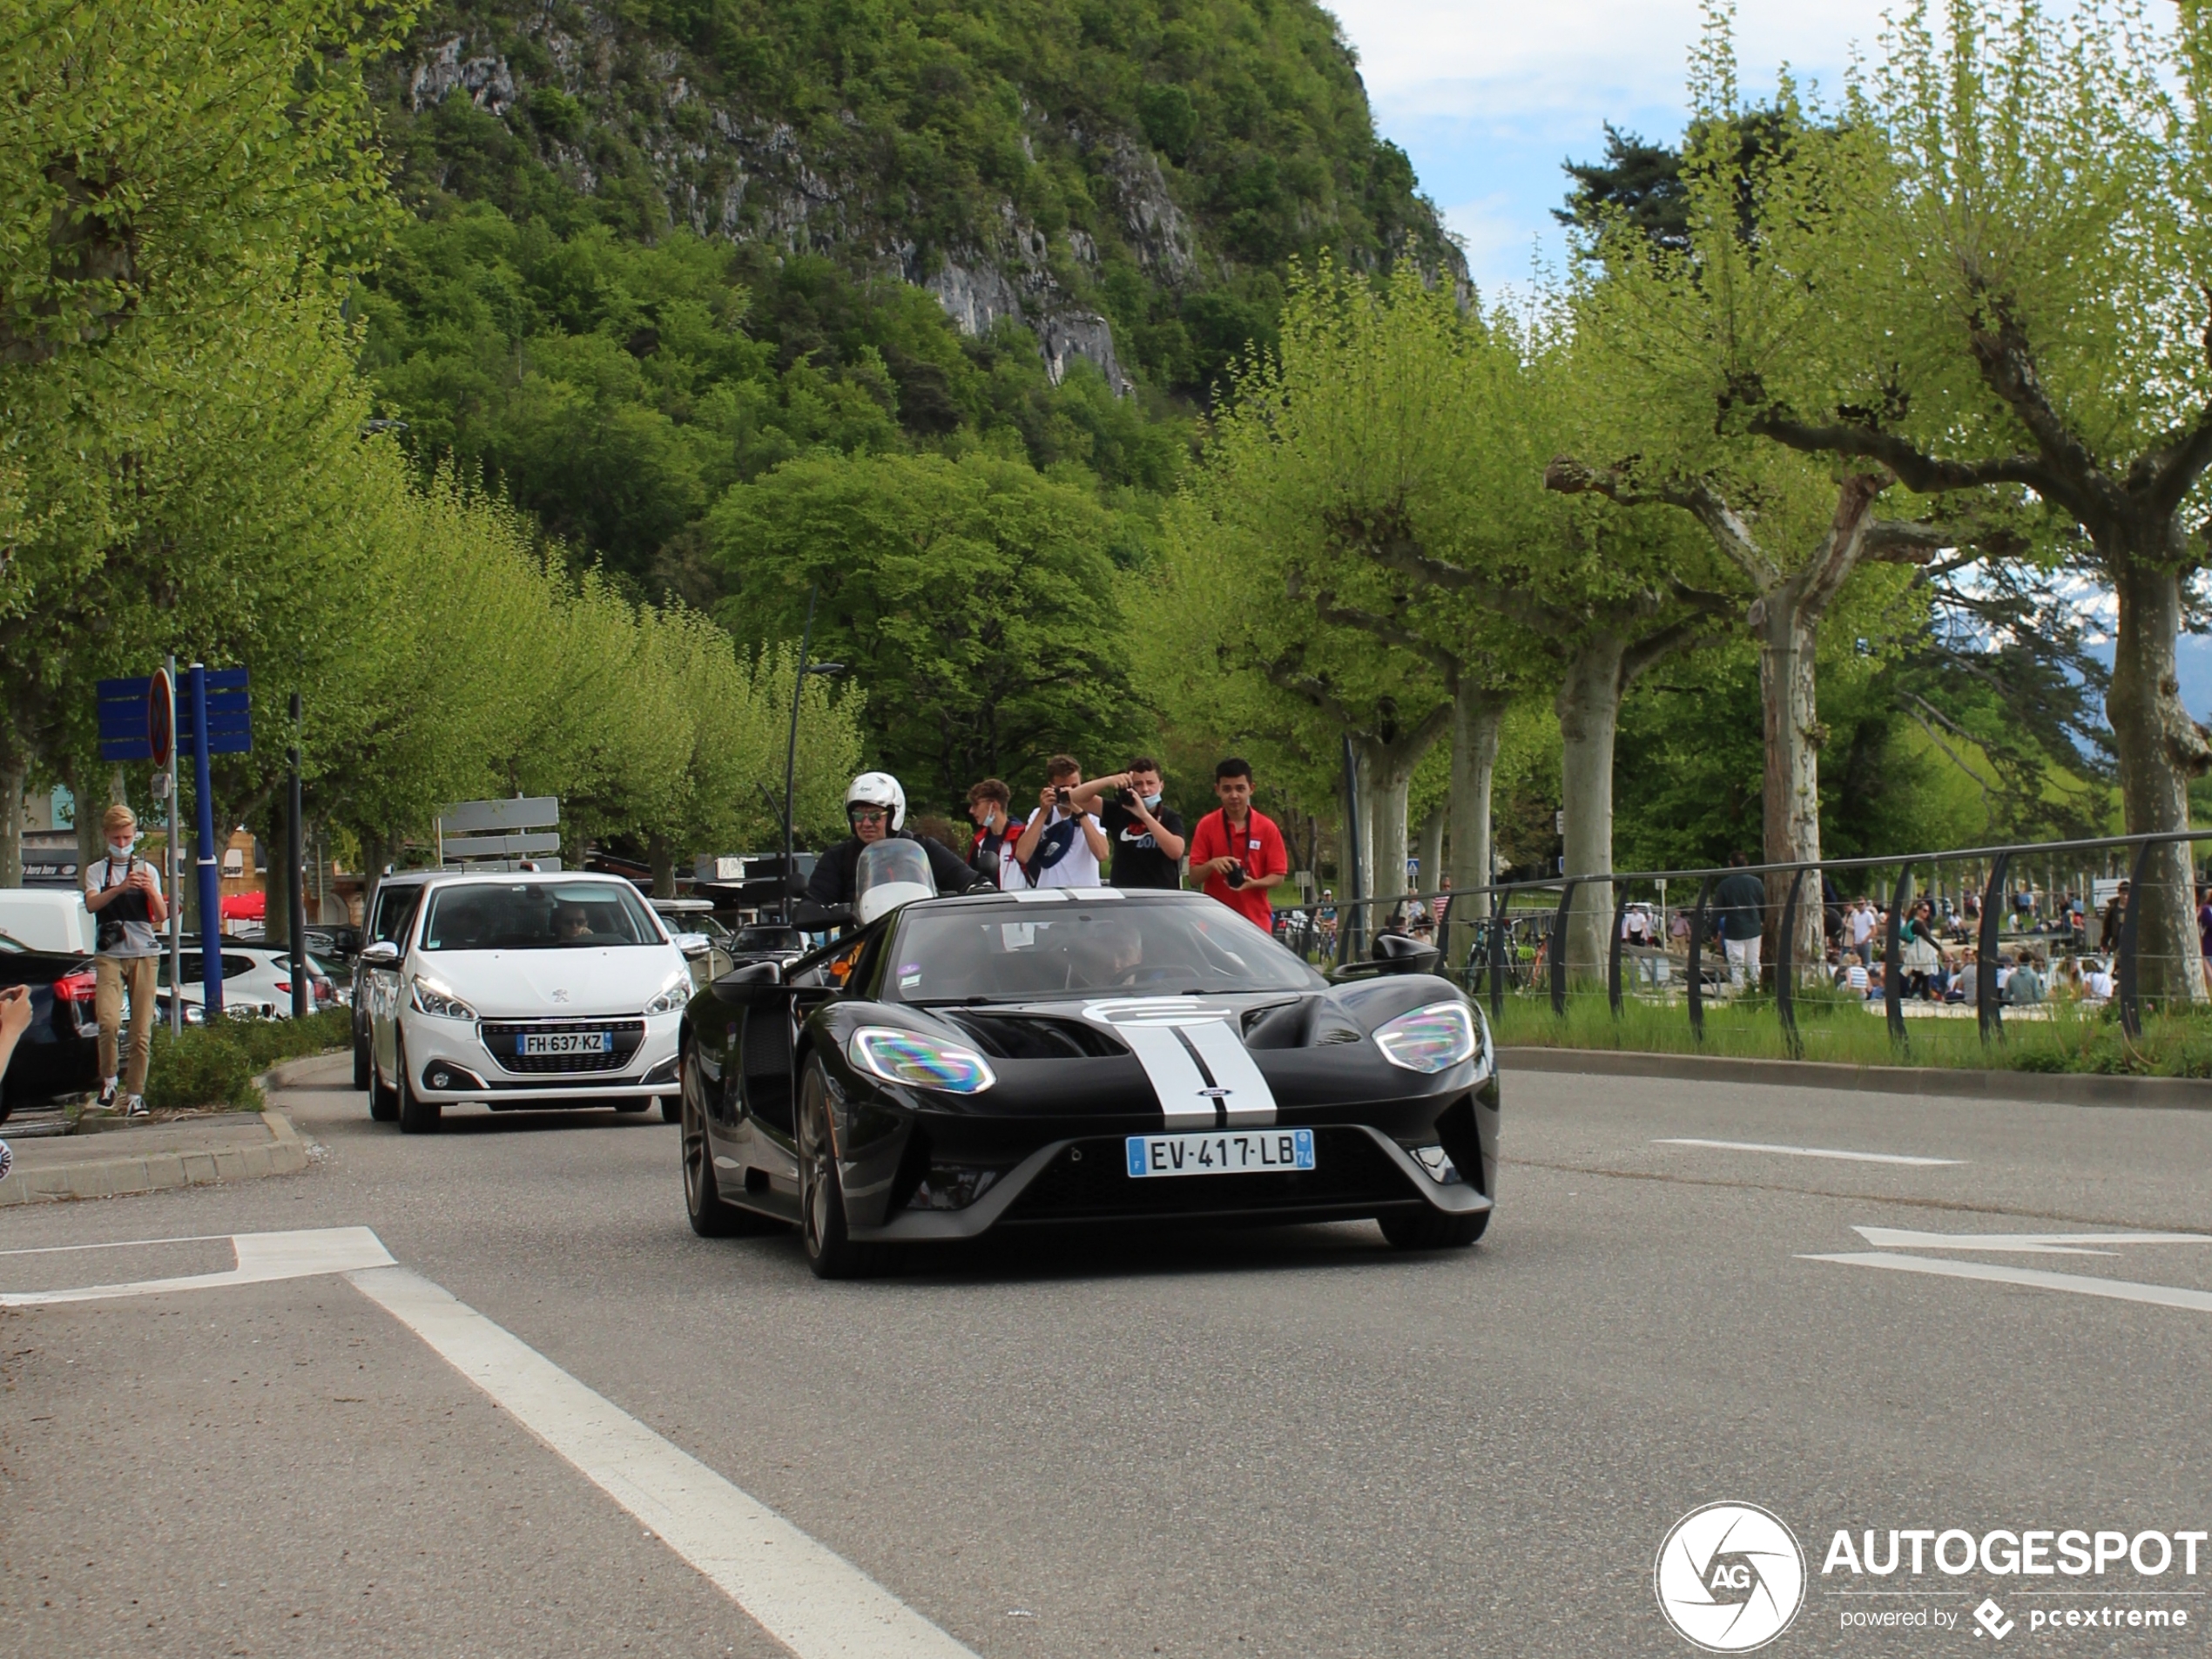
[[1141, 792, 1163, 809], [108, 840, 134, 860]]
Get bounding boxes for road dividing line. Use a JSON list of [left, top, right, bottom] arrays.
[[0, 1227, 395, 1306], [348, 1264, 978, 1659], [1852, 1225, 2212, 1256], [1653, 1138, 1962, 1166], [1801, 1251, 2212, 1314]]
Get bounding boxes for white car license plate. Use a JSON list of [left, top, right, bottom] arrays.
[[519, 1031, 610, 1056], [1125, 1129, 1315, 1178]]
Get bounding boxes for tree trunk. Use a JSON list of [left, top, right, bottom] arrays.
[[1757, 584, 1824, 981], [1447, 681, 1507, 920], [263, 798, 292, 952], [1416, 807, 1444, 898], [1337, 752, 1369, 945], [1370, 763, 1411, 916], [2107, 553, 2208, 1004], [0, 750, 23, 888], [648, 833, 678, 899], [1555, 634, 1626, 981]]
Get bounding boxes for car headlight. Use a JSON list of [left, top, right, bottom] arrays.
[[846, 1027, 997, 1094], [643, 978, 689, 1016], [1373, 1001, 1479, 1073], [409, 975, 477, 1021]]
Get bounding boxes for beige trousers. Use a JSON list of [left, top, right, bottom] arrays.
[[95, 954, 158, 1096]]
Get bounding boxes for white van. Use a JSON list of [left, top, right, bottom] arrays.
[[0, 890, 95, 954]]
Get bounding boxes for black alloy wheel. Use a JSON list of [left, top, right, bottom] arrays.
[[395, 1033, 441, 1135], [682, 1063, 773, 1237], [1378, 1207, 1489, 1250], [797, 1057, 878, 1278]]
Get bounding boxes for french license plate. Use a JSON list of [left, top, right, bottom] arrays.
[[520, 1031, 609, 1056], [1125, 1129, 1316, 1178]]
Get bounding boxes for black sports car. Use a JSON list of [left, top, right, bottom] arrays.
[[0, 931, 99, 1118], [674, 878, 1497, 1277]]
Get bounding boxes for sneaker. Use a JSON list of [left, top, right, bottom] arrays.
[[96, 1076, 118, 1110], [125, 1095, 149, 1119]]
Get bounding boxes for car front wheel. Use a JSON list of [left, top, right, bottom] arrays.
[[353, 1024, 371, 1091], [368, 1035, 399, 1123], [395, 1032, 441, 1135], [682, 1081, 771, 1238], [797, 1057, 879, 1278]]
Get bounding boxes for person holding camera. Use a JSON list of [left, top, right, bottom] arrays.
[[1188, 757, 1286, 929], [1013, 755, 1111, 889], [1065, 757, 1185, 890], [83, 803, 167, 1116]]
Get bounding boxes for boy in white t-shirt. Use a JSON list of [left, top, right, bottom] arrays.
[[1013, 755, 1110, 889]]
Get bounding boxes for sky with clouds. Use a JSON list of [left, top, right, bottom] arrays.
[[1324, 1, 1898, 297]]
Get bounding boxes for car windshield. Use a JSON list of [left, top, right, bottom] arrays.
[[733, 926, 804, 953], [887, 899, 1324, 1002], [420, 882, 664, 951]]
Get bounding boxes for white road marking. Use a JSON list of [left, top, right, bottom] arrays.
[[0, 1231, 237, 1258], [0, 1227, 395, 1306], [348, 1264, 978, 1659], [1801, 1250, 2212, 1314], [1653, 1137, 1962, 1166], [1852, 1225, 2212, 1257]]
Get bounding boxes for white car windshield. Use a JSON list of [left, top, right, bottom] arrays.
[[420, 882, 664, 951], [887, 900, 1324, 1002]]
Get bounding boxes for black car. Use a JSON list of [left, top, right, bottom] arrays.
[[674, 880, 1498, 1278], [0, 931, 99, 1117]]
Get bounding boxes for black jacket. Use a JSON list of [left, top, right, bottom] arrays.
[[804, 832, 981, 906]]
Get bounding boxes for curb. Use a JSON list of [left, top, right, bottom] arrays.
[[0, 1058, 328, 1207], [1498, 1046, 2212, 1110]]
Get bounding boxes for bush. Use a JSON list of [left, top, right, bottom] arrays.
[[144, 1027, 263, 1112], [141, 1006, 354, 1112]]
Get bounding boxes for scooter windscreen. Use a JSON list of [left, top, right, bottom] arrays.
[[853, 839, 938, 925]]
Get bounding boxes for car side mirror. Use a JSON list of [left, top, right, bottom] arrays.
[[360, 941, 400, 968], [672, 932, 712, 958], [711, 959, 782, 1004], [1369, 933, 1441, 976]]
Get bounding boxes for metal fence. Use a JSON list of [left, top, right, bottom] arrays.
[[1267, 829, 2212, 1050]]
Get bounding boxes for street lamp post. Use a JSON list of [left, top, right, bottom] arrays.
[[779, 584, 843, 922]]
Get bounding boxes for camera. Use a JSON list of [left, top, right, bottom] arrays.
[[1224, 859, 1248, 889], [1055, 786, 1071, 806]]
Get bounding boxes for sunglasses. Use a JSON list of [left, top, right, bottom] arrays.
[[849, 807, 890, 825]]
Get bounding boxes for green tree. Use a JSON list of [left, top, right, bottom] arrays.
[[708, 451, 1144, 808]]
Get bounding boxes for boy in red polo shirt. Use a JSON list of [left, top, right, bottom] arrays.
[[1188, 756, 1287, 929]]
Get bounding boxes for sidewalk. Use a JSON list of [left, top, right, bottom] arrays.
[[0, 1059, 325, 1206]]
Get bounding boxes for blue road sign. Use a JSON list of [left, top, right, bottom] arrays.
[[98, 668, 248, 759]]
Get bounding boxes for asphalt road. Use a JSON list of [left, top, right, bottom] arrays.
[[3, 1055, 2210, 1658]]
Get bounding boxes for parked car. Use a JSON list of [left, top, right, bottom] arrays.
[[352, 872, 435, 1089], [304, 925, 361, 967], [0, 928, 98, 1116], [361, 872, 692, 1132], [161, 946, 339, 1018]]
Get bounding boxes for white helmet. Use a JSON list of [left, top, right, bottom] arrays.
[[845, 770, 907, 833]]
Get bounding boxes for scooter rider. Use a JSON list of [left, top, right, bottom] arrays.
[[803, 772, 984, 907]]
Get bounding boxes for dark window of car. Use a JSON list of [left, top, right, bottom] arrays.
[[420, 882, 664, 951], [732, 926, 804, 954], [163, 953, 258, 985], [370, 885, 421, 947], [887, 900, 1325, 1002]]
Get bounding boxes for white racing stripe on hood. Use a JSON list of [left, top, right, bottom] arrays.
[[1115, 1024, 1219, 1129], [1177, 1020, 1277, 1125], [1079, 998, 1279, 1128]]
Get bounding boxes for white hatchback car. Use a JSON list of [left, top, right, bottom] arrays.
[[360, 873, 693, 1133]]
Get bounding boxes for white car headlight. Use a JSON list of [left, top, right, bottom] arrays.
[[409, 975, 477, 1022], [846, 1027, 997, 1094], [1373, 1001, 1479, 1073], [643, 977, 690, 1016]]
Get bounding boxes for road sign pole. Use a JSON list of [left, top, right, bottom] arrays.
[[188, 664, 224, 1019], [288, 691, 307, 1020], [165, 658, 182, 1035]]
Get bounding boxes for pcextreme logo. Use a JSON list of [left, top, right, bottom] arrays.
[[1656, 1502, 1809, 1653]]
